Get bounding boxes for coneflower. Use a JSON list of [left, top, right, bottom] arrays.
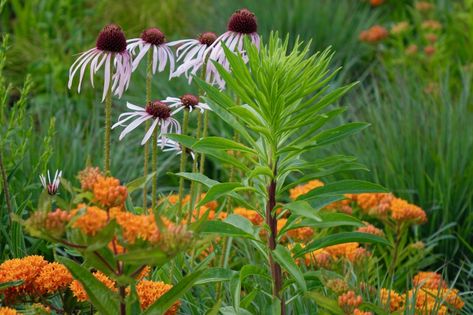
[[163, 94, 210, 114], [39, 169, 62, 196], [68, 24, 132, 101]]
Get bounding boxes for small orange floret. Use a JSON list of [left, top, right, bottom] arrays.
[[289, 180, 324, 200], [338, 290, 363, 313], [416, 1, 434, 12], [72, 206, 108, 236], [370, 0, 384, 6], [34, 262, 73, 294], [356, 193, 393, 216], [405, 44, 418, 56], [422, 20, 442, 31], [93, 176, 128, 208], [0, 307, 18, 315], [391, 21, 410, 35], [379, 288, 404, 311], [136, 280, 179, 313], [424, 45, 436, 56], [359, 25, 388, 43], [412, 272, 447, 289], [353, 309, 372, 315], [357, 223, 384, 237], [277, 218, 314, 242]]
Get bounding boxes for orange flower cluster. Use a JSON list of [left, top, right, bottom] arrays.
[[359, 25, 388, 43], [0, 307, 17, 315], [379, 288, 404, 312], [422, 19, 442, 31], [78, 166, 104, 191], [412, 271, 447, 289], [112, 211, 160, 244], [0, 256, 72, 303], [416, 1, 434, 12], [136, 280, 179, 313], [338, 290, 363, 313], [356, 223, 384, 237], [289, 180, 324, 200], [325, 278, 349, 294], [323, 242, 369, 263], [353, 309, 372, 315], [93, 176, 128, 208], [234, 207, 263, 225], [70, 271, 116, 302], [324, 195, 354, 214], [406, 288, 463, 314], [390, 198, 427, 223], [72, 206, 108, 236], [34, 262, 73, 294], [391, 21, 410, 35], [356, 193, 393, 216]]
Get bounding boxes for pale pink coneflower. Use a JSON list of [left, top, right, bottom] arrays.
[[157, 139, 196, 160], [127, 28, 176, 76], [170, 32, 218, 83], [112, 101, 181, 146], [68, 24, 132, 102], [163, 94, 211, 114], [205, 8, 260, 89], [39, 170, 62, 195]]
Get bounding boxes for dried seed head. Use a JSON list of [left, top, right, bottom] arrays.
[[180, 94, 199, 108], [96, 24, 127, 53], [227, 8, 257, 34], [146, 100, 171, 119], [141, 27, 166, 46], [198, 32, 217, 46]]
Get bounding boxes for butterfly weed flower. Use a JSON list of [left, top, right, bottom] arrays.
[[163, 94, 210, 114], [39, 169, 62, 195], [206, 8, 260, 89], [127, 27, 176, 75], [171, 32, 218, 83], [68, 24, 132, 101], [112, 101, 181, 146]]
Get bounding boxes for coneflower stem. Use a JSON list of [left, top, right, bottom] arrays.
[[0, 151, 12, 225], [151, 127, 158, 209], [143, 52, 153, 211], [178, 108, 190, 217], [188, 110, 202, 221], [104, 77, 113, 175], [196, 61, 208, 201]]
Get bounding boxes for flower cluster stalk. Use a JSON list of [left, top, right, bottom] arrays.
[[187, 110, 202, 221], [178, 108, 190, 216], [104, 76, 112, 175], [151, 128, 158, 210], [0, 151, 12, 225]]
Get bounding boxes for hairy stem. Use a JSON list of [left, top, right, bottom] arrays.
[[178, 109, 189, 217], [104, 82, 112, 175], [188, 110, 202, 222], [388, 224, 402, 277], [151, 127, 158, 209], [143, 52, 153, 211], [0, 151, 12, 225]]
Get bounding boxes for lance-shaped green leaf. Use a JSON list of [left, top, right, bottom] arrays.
[[58, 257, 119, 315], [283, 200, 322, 222], [195, 268, 235, 285], [196, 183, 254, 208], [116, 247, 169, 266], [199, 220, 258, 240], [174, 172, 219, 188], [165, 133, 197, 148], [298, 180, 387, 201], [142, 270, 204, 315], [273, 245, 307, 292], [295, 232, 391, 258], [193, 137, 256, 155], [126, 171, 156, 193], [306, 291, 345, 315]]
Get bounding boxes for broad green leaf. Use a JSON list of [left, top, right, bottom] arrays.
[[249, 165, 274, 179], [200, 220, 257, 240], [193, 137, 256, 154], [284, 201, 322, 222], [195, 268, 234, 285], [116, 247, 169, 266], [306, 291, 344, 315], [58, 257, 119, 315], [174, 172, 219, 188], [165, 133, 197, 148], [0, 280, 23, 290], [273, 245, 307, 292], [225, 214, 261, 240], [239, 264, 270, 282], [295, 232, 391, 258], [298, 180, 387, 201], [306, 122, 369, 148], [126, 171, 156, 193], [196, 182, 250, 208], [142, 270, 204, 315]]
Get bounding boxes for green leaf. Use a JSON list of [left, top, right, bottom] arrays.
[[116, 247, 169, 266], [200, 220, 257, 240], [249, 165, 274, 179], [195, 268, 234, 285], [142, 270, 204, 315], [306, 291, 344, 315], [58, 257, 119, 315], [196, 183, 253, 208], [308, 122, 369, 147], [225, 214, 261, 240], [295, 232, 391, 258], [284, 201, 322, 222], [298, 180, 387, 201], [174, 172, 219, 188], [193, 137, 256, 154], [0, 280, 23, 290], [165, 133, 197, 148], [126, 171, 156, 193], [273, 245, 307, 292]]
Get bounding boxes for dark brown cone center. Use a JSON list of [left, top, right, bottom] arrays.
[[96, 24, 127, 53], [141, 28, 166, 46], [227, 8, 257, 34], [180, 94, 199, 108], [146, 101, 171, 119], [198, 32, 218, 46]]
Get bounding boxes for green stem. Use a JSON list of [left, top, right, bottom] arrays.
[[151, 127, 158, 210], [0, 151, 12, 225], [188, 110, 202, 222], [143, 53, 153, 211], [388, 224, 402, 277], [178, 109, 190, 218], [104, 83, 112, 175]]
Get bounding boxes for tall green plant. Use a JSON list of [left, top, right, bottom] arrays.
[[171, 34, 389, 313]]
